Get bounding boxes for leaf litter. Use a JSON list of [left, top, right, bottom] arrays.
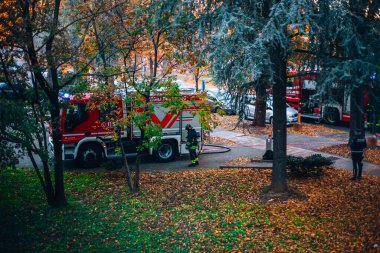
[[68, 167, 380, 252], [319, 144, 380, 165]]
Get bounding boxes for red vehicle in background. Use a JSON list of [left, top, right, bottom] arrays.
[[286, 70, 370, 125], [49, 92, 203, 167]]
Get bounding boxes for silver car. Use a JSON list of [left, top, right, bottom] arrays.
[[206, 89, 237, 115], [244, 98, 298, 125]]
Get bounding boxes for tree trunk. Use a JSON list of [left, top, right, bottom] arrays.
[[44, 0, 66, 207], [133, 129, 145, 193], [270, 47, 288, 193], [194, 75, 199, 92], [254, 80, 268, 127], [22, 0, 66, 207], [42, 160, 55, 205], [119, 136, 133, 192], [133, 94, 149, 193], [28, 149, 55, 205], [50, 97, 67, 207], [134, 153, 142, 193]]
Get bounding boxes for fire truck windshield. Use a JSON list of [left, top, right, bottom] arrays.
[[64, 103, 88, 132]]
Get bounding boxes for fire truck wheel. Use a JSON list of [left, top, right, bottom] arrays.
[[77, 143, 103, 168], [314, 117, 322, 124], [324, 107, 339, 124], [153, 140, 177, 162]]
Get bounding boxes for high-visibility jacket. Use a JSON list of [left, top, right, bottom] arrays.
[[186, 129, 198, 150]]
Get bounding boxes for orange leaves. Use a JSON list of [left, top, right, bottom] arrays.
[[364, 147, 380, 164], [226, 156, 252, 166], [204, 136, 236, 146], [288, 122, 346, 136], [319, 144, 380, 165], [214, 114, 272, 136], [0, 1, 23, 42]]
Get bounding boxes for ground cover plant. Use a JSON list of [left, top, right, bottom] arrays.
[[286, 155, 334, 178], [1, 168, 379, 252]]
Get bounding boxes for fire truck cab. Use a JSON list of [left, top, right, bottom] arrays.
[[52, 93, 203, 167]]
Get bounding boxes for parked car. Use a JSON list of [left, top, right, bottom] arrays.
[[175, 80, 195, 94], [244, 97, 298, 125], [179, 87, 195, 94], [0, 82, 24, 98], [206, 89, 237, 115], [243, 94, 256, 104], [0, 82, 14, 95]]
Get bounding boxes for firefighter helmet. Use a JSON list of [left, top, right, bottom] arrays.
[[185, 124, 192, 130]]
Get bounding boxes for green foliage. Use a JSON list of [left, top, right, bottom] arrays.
[[0, 141, 21, 168], [286, 154, 334, 178], [0, 99, 42, 166]]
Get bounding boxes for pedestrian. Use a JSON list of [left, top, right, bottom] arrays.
[[349, 128, 367, 180], [185, 124, 199, 167]]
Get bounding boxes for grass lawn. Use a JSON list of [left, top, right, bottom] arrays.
[[0, 168, 379, 252]]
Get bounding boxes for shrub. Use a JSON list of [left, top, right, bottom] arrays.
[[286, 154, 334, 178], [304, 154, 334, 167], [0, 141, 21, 168]]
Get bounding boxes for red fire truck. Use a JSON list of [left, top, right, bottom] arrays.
[[50, 93, 203, 167], [286, 71, 370, 125]]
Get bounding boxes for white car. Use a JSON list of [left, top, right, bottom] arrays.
[[244, 98, 298, 125], [206, 89, 237, 115]]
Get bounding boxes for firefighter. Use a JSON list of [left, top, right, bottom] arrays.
[[349, 129, 367, 180], [185, 124, 199, 167]]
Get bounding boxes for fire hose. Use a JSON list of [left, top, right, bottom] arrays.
[[198, 144, 231, 155]]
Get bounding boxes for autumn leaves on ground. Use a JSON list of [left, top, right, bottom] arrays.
[[1, 168, 379, 252]]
